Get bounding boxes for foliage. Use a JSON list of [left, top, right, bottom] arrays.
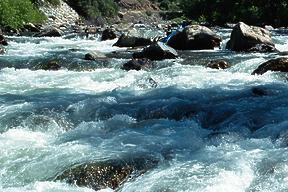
[[0, 0, 46, 29], [179, 0, 288, 27], [65, 0, 118, 20]]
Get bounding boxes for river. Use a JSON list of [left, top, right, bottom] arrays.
[[0, 28, 288, 192]]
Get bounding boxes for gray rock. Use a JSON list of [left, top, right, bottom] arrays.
[[226, 22, 276, 52], [122, 58, 153, 71], [133, 42, 178, 60], [252, 57, 288, 75], [0, 34, 8, 46], [167, 25, 221, 50], [207, 59, 231, 69], [113, 34, 152, 48], [35, 60, 61, 71], [55, 157, 158, 191], [84, 51, 107, 61], [101, 28, 117, 41], [35, 27, 63, 37]]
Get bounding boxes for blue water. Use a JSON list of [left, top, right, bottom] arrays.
[[0, 29, 288, 192]]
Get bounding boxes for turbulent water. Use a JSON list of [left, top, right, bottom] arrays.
[[1, 28, 288, 192]]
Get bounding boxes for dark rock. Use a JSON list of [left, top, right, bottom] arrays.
[[167, 25, 221, 50], [23, 23, 40, 33], [35, 27, 62, 37], [207, 59, 231, 69], [0, 47, 5, 54], [55, 157, 158, 191], [226, 22, 276, 52], [113, 34, 152, 48], [101, 28, 117, 41], [133, 42, 178, 60], [252, 57, 288, 75], [0, 34, 8, 46], [84, 51, 107, 61], [122, 58, 153, 71], [35, 60, 61, 71]]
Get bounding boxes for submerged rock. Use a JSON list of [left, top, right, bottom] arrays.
[[207, 59, 231, 69], [113, 34, 152, 48], [167, 25, 221, 50], [0, 34, 8, 46], [101, 28, 117, 41], [35, 27, 63, 37], [84, 51, 107, 61], [252, 57, 288, 75], [133, 42, 178, 60], [35, 60, 61, 71], [122, 58, 153, 71], [226, 22, 276, 52], [55, 157, 158, 191]]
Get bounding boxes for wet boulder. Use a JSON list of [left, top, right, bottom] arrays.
[[35, 60, 61, 71], [84, 51, 107, 61], [252, 57, 288, 75], [113, 34, 152, 48], [226, 22, 276, 52], [0, 34, 8, 46], [122, 58, 153, 71], [133, 42, 178, 60], [35, 27, 63, 37], [207, 59, 231, 69], [55, 157, 158, 191], [101, 28, 117, 41], [167, 25, 221, 50]]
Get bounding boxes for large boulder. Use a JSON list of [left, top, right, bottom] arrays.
[[252, 57, 288, 75], [226, 22, 276, 52], [133, 42, 178, 60], [122, 58, 153, 71], [166, 25, 221, 50], [0, 34, 8, 46], [113, 34, 152, 47], [55, 157, 158, 191], [207, 59, 231, 69], [35, 27, 63, 37], [101, 28, 117, 41]]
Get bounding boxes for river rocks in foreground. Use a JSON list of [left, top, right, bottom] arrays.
[[35, 27, 63, 37], [207, 59, 231, 69], [122, 58, 153, 71], [113, 34, 152, 48], [0, 35, 8, 46], [226, 22, 276, 52], [55, 157, 158, 191], [84, 51, 107, 61], [101, 28, 117, 41], [252, 57, 288, 75], [167, 25, 221, 50], [133, 42, 178, 60]]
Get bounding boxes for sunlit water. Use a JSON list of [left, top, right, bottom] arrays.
[[1, 29, 288, 192]]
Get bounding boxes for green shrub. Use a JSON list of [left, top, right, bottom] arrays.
[[0, 0, 46, 29], [66, 0, 118, 20]]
